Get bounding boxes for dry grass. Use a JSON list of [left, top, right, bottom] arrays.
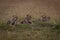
[[0, 0, 60, 21], [0, 0, 60, 40]]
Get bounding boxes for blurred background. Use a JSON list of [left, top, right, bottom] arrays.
[[0, 0, 60, 40], [0, 0, 60, 22]]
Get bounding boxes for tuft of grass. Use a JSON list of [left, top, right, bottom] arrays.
[[33, 20, 55, 27], [0, 23, 14, 31], [51, 18, 60, 33], [15, 24, 32, 31], [0, 23, 9, 30]]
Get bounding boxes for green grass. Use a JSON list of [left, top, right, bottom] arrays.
[[0, 19, 60, 40], [0, 23, 9, 30]]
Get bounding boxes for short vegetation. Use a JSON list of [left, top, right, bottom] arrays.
[[0, 15, 60, 40]]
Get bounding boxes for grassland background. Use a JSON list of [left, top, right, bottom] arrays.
[[0, 0, 60, 22], [0, 0, 60, 40]]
